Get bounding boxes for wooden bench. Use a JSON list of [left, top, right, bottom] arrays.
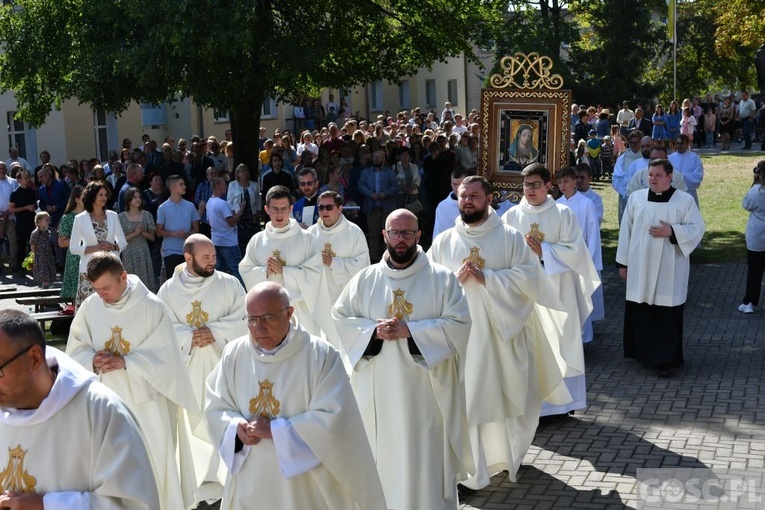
[[0, 288, 61, 300], [16, 296, 72, 313], [32, 311, 74, 331]]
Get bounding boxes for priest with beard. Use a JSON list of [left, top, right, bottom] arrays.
[[66, 252, 199, 510], [502, 164, 600, 417], [0, 310, 159, 510], [617, 158, 705, 377], [333, 209, 472, 510], [157, 234, 247, 507], [239, 186, 324, 336], [429, 175, 569, 491]]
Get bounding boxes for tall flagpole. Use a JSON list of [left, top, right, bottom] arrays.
[[672, 0, 677, 102]]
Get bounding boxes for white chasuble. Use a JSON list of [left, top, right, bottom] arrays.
[[66, 275, 200, 510], [239, 219, 324, 336], [205, 324, 387, 510], [503, 196, 601, 415], [0, 348, 159, 510], [157, 267, 247, 501], [617, 189, 705, 306], [332, 248, 472, 510], [308, 215, 370, 362], [429, 209, 569, 486], [557, 192, 605, 329]]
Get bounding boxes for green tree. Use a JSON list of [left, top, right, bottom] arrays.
[[566, 0, 665, 107], [0, 0, 501, 168]]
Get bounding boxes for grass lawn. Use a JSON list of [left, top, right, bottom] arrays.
[[590, 153, 764, 265]]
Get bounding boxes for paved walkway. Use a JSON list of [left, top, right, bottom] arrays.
[[462, 261, 765, 509], [2, 229, 763, 510]]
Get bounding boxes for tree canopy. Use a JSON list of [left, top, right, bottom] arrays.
[[0, 0, 502, 167]]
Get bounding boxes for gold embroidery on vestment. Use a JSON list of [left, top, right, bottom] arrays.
[[388, 289, 414, 320], [462, 246, 486, 269], [322, 243, 336, 257], [0, 446, 37, 493], [104, 326, 131, 355], [528, 222, 545, 242], [186, 300, 209, 328], [249, 379, 281, 418], [272, 250, 286, 266]]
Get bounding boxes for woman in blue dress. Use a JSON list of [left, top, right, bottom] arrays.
[[665, 101, 681, 151], [652, 104, 668, 145]]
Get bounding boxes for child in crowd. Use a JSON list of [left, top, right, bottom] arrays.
[[680, 107, 697, 146], [600, 136, 615, 179], [586, 130, 602, 179], [29, 211, 56, 288], [704, 106, 717, 148]]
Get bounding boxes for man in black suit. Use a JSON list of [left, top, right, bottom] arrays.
[[628, 108, 652, 136]]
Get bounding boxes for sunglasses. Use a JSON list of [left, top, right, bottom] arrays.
[[317, 204, 336, 211]]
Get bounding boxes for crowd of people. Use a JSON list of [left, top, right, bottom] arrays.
[[0, 94, 762, 509]]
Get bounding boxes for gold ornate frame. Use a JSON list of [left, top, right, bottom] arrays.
[[480, 53, 572, 203]]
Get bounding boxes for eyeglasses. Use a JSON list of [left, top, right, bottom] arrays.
[[523, 181, 544, 189], [0, 344, 34, 378], [267, 206, 290, 214], [244, 307, 289, 326], [386, 229, 417, 240], [317, 204, 336, 211], [299, 181, 316, 187]]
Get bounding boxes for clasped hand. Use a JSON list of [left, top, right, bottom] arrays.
[[375, 317, 411, 340], [457, 260, 485, 285], [0, 491, 44, 509], [236, 416, 272, 446], [192, 327, 215, 348], [648, 220, 672, 238], [266, 256, 283, 275], [93, 350, 125, 374]]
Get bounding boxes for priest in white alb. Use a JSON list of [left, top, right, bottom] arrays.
[[205, 282, 387, 510], [617, 158, 705, 378], [556, 167, 604, 341], [157, 234, 247, 507], [503, 164, 600, 417], [66, 252, 200, 510], [429, 176, 569, 489], [333, 209, 473, 510], [626, 145, 686, 197], [239, 185, 324, 336], [0, 310, 159, 510]]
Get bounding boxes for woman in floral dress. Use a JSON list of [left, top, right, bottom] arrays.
[[118, 187, 157, 292], [57, 186, 84, 301]]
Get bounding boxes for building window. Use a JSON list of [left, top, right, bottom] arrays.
[[93, 109, 109, 162], [447, 79, 458, 106], [262, 98, 278, 119], [370, 81, 383, 112], [425, 79, 436, 109], [6, 111, 27, 159], [213, 108, 230, 123], [398, 80, 411, 109]]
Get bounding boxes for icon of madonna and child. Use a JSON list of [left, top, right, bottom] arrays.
[[503, 122, 540, 171]]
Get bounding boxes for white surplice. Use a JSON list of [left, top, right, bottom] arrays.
[[503, 196, 601, 416], [617, 188, 705, 306], [66, 275, 200, 510], [428, 209, 569, 487], [157, 266, 248, 503], [239, 219, 323, 335], [0, 348, 159, 510], [205, 322, 387, 510], [332, 248, 473, 510], [557, 192, 605, 333]]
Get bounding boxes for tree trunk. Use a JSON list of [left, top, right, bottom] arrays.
[[230, 98, 264, 179]]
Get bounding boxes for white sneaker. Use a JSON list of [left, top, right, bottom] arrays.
[[738, 303, 754, 314]]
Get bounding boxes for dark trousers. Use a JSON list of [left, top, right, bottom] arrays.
[[743, 249, 765, 306], [164, 254, 186, 275]]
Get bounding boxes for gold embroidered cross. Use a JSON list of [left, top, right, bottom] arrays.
[[462, 246, 486, 269], [186, 300, 209, 328], [528, 222, 545, 242], [322, 243, 336, 257], [249, 379, 281, 419], [272, 250, 287, 266], [0, 446, 37, 494], [104, 326, 131, 355], [387, 288, 414, 320]]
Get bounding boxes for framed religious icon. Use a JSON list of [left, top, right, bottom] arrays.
[[479, 53, 572, 203]]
